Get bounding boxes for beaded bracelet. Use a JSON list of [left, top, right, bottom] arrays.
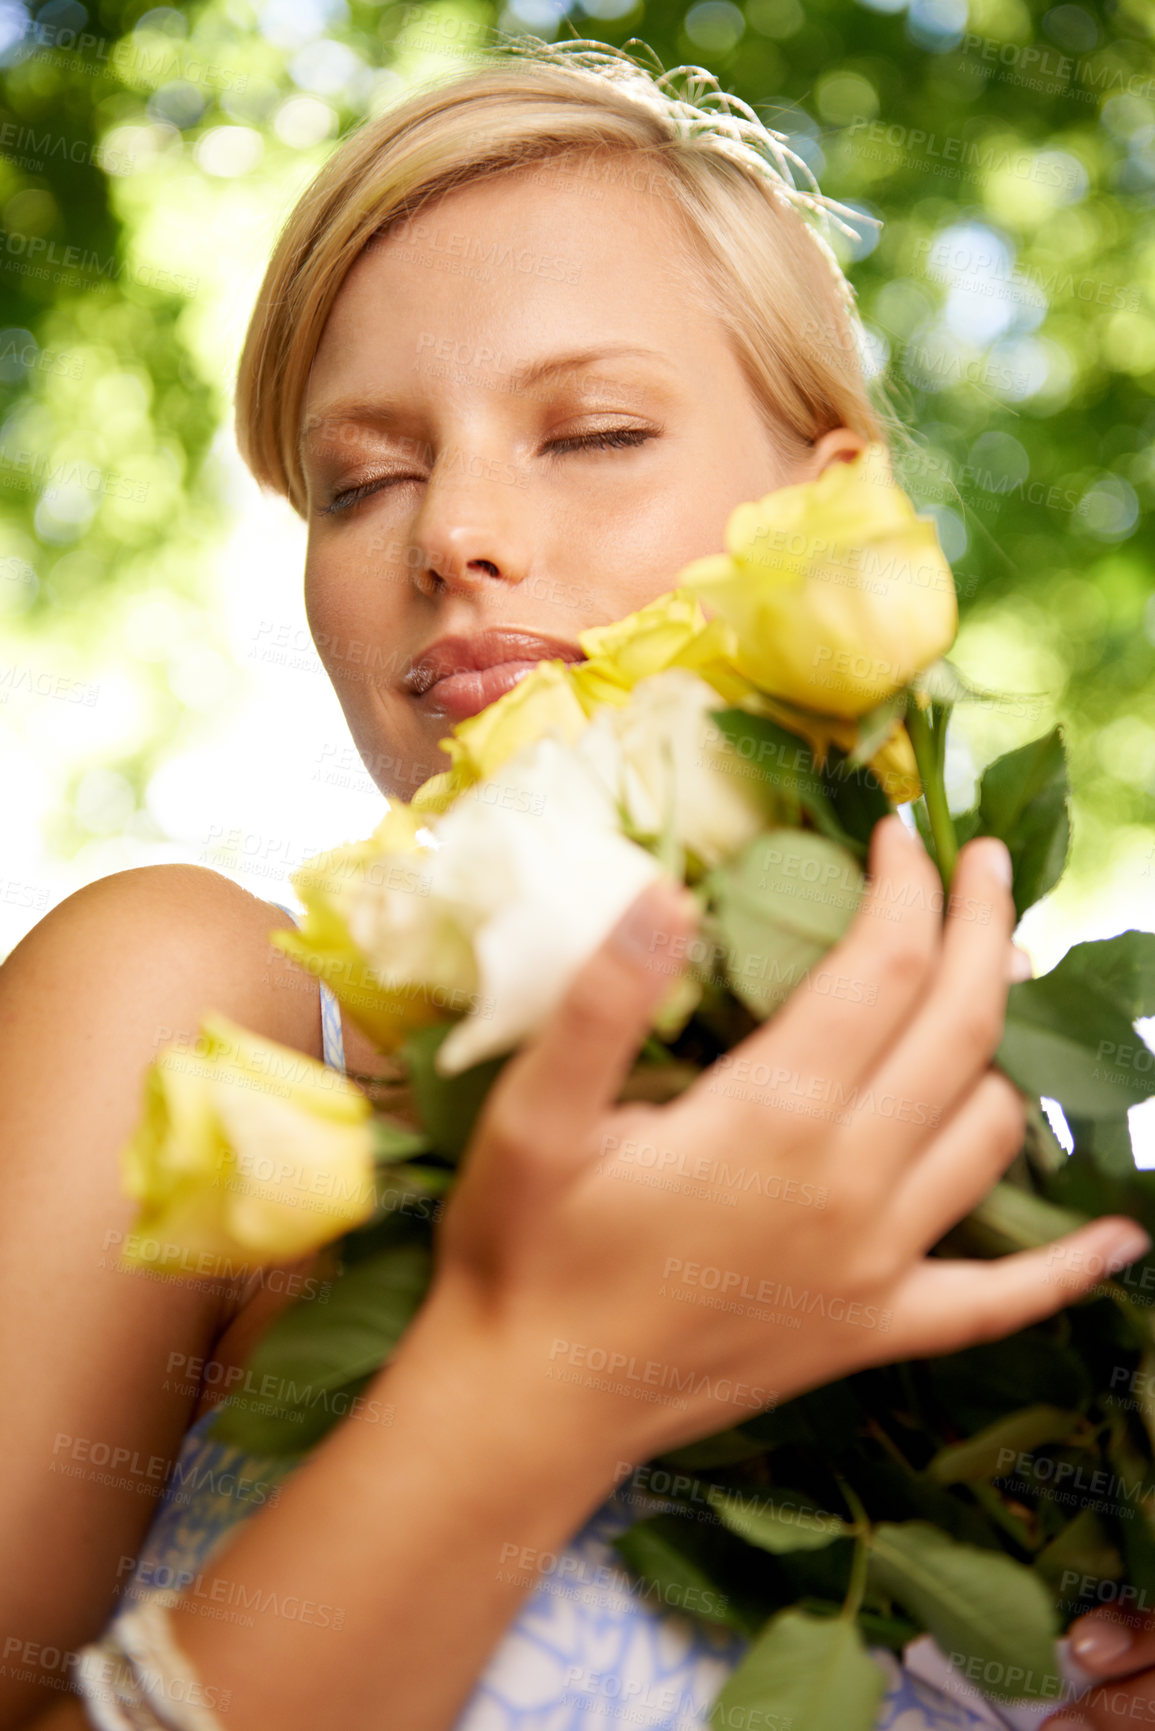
[[73, 1592, 227, 1731]]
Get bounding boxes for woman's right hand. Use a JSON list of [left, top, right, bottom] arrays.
[[426, 814, 1150, 1467]]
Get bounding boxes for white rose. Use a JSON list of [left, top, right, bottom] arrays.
[[337, 738, 667, 1077], [430, 736, 665, 1074], [576, 668, 773, 869]]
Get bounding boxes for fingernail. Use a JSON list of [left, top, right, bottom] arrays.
[[976, 836, 1013, 887], [610, 882, 694, 964], [875, 812, 922, 853], [1007, 945, 1034, 983], [1103, 1224, 1152, 1272], [1070, 1614, 1135, 1666]]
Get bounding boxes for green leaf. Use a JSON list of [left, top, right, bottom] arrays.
[[956, 1180, 1088, 1253], [209, 1241, 432, 1454], [708, 830, 864, 1018], [741, 1381, 865, 1451], [999, 934, 1155, 1122], [848, 694, 908, 766], [714, 1488, 852, 1552], [925, 1331, 1093, 1436], [710, 710, 862, 853], [926, 1406, 1085, 1485], [971, 728, 1070, 919], [1034, 1509, 1123, 1596], [400, 1023, 507, 1159], [372, 1119, 431, 1164], [868, 1522, 1060, 1699], [1068, 1113, 1136, 1176], [658, 1428, 771, 1469], [821, 748, 894, 851], [1058, 931, 1155, 1021], [912, 659, 984, 706], [709, 1608, 886, 1731], [612, 1519, 747, 1631]]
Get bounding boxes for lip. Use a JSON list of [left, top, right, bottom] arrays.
[[403, 629, 586, 721]]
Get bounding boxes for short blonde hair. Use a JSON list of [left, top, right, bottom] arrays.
[[236, 38, 887, 515]]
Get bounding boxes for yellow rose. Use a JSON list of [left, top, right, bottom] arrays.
[[752, 694, 923, 805], [120, 1015, 375, 1271], [413, 658, 589, 812], [574, 590, 756, 710], [274, 804, 448, 1050], [865, 724, 921, 805], [576, 669, 779, 870], [678, 444, 958, 718]]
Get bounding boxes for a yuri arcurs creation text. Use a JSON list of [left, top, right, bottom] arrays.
[[118, 445, 1155, 1731]]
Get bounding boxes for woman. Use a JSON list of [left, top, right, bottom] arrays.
[[0, 39, 1150, 1731]]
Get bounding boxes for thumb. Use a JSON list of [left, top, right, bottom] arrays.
[[492, 877, 698, 1157], [1066, 1606, 1155, 1678]]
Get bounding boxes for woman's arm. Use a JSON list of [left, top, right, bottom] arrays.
[[0, 865, 326, 1729], [83, 823, 1152, 1731], [3, 828, 1145, 1731]]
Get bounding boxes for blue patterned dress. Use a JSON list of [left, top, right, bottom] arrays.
[[98, 917, 1085, 1731]]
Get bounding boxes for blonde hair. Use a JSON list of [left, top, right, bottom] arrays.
[[236, 37, 888, 515]]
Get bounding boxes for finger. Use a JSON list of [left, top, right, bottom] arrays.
[[885, 1219, 1152, 1362], [833, 835, 1017, 1177], [680, 815, 942, 1141], [1043, 1664, 1155, 1729], [887, 1069, 1027, 1253], [1040, 1612, 1155, 1730], [482, 878, 697, 1160], [1069, 1608, 1155, 1677], [1009, 943, 1034, 983]]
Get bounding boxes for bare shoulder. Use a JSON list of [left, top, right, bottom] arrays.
[[0, 865, 330, 1723], [0, 862, 324, 1062]]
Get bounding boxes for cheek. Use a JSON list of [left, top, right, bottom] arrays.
[[576, 458, 748, 615], [304, 553, 379, 725], [304, 542, 403, 669]]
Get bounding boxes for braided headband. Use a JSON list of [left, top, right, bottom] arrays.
[[492, 33, 873, 320]]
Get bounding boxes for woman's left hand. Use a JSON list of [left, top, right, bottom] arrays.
[[1042, 1610, 1155, 1728]]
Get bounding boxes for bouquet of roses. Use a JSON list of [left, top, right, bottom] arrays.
[[119, 444, 1155, 1730]]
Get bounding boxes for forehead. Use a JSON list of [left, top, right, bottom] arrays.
[[305, 159, 714, 401]]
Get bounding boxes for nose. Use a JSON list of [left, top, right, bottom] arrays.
[[407, 449, 530, 598]]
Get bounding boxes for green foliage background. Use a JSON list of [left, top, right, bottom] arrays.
[[1, 0, 1153, 933]]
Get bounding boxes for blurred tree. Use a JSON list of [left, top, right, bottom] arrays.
[[1, 0, 1151, 898]]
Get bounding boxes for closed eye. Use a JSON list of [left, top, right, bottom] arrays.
[[319, 427, 656, 513], [319, 473, 418, 515], [545, 427, 656, 456]]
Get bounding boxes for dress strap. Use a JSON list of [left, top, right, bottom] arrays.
[[268, 901, 346, 1076]]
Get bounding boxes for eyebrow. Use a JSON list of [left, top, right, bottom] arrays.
[[300, 344, 677, 456], [515, 343, 677, 388]]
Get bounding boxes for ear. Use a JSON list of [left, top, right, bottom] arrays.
[[805, 427, 868, 478]]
